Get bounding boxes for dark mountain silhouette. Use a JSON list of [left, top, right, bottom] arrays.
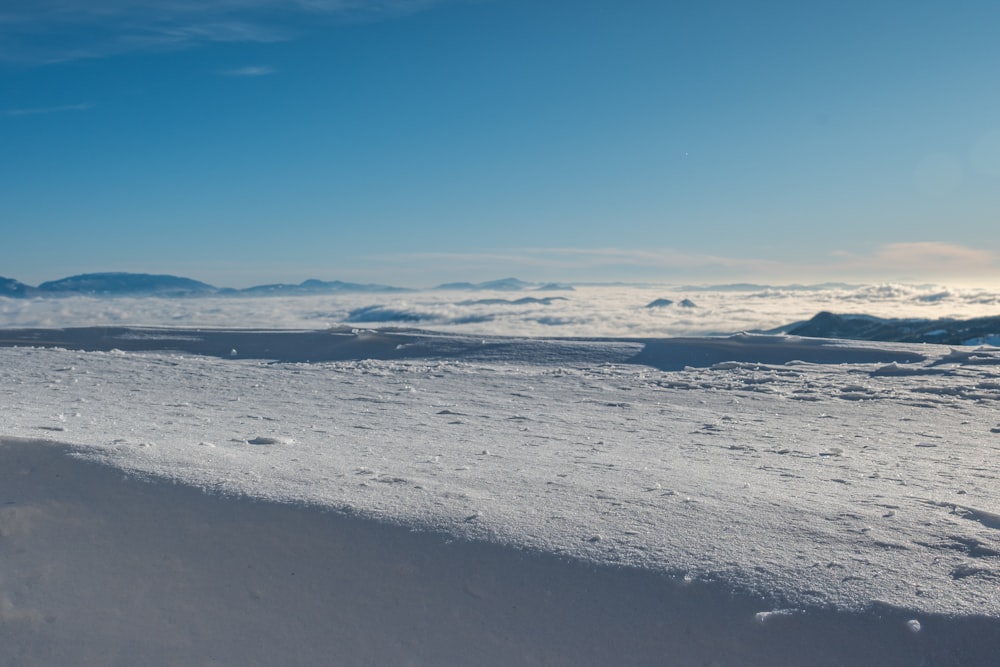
[[238, 279, 408, 296], [0, 272, 408, 298], [783, 311, 1000, 346], [38, 273, 215, 296], [435, 278, 532, 291], [645, 298, 696, 308], [0, 276, 35, 297], [645, 298, 674, 308]]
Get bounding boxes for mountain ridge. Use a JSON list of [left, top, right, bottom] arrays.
[[0, 272, 411, 298], [0, 272, 580, 297], [778, 311, 1000, 346]]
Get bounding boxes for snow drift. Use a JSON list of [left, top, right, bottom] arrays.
[[2, 328, 999, 665]]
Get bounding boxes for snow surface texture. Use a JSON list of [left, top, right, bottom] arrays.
[[2, 329, 1000, 665], [4, 282, 1000, 338]]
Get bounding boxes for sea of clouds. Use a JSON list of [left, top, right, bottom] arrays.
[[2, 283, 999, 338]]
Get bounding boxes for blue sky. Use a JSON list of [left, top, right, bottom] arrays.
[[2, 0, 999, 288]]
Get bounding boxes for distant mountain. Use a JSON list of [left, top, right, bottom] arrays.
[[459, 297, 569, 306], [38, 273, 216, 296], [645, 298, 696, 308], [435, 278, 533, 291], [0, 272, 411, 298], [3, 272, 564, 297], [299, 279, 407, 293], [682, 282, 860, 292], [238, 279, 408, 296], [0, 276, 35, 297], [783, 311, 1000, 345]]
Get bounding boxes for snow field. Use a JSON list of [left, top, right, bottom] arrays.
[[1, 329, 999, 664]]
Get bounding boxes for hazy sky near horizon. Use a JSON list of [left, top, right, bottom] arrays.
[[2, 0, 1000, 288]]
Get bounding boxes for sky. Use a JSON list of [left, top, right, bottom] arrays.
[[2, 0, 1000, 289]]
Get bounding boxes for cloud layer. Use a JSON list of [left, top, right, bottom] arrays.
[[3, 282, 1000, 339]]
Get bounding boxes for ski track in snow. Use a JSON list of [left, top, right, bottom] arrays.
[[1, 330, 999, 624]]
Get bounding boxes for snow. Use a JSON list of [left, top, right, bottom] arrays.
[[2, 327, 1000, 664]]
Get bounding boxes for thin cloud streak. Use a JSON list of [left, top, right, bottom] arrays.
[[222, 65, 275, 76], [368, 247, 812, 281], [4, 102, 94, 116], [828, 242, 999, 282], [371, 247, 781, 269], [875, 242, 995, 268], [366, 242, 1000, 285]]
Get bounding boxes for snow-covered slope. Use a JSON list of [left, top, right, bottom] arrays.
[[2, 330, 999, 665], [783, 310, 1000, 345]]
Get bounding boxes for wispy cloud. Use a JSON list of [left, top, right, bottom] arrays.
[[0, 0, 449, 64], [874, 242, 995, 267], [365, 242, 1000, 285], [222, 65, 275, 76], [365, 247, 798, 284], [4, 101, 94, 117], [829, 242, 998, 281]]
